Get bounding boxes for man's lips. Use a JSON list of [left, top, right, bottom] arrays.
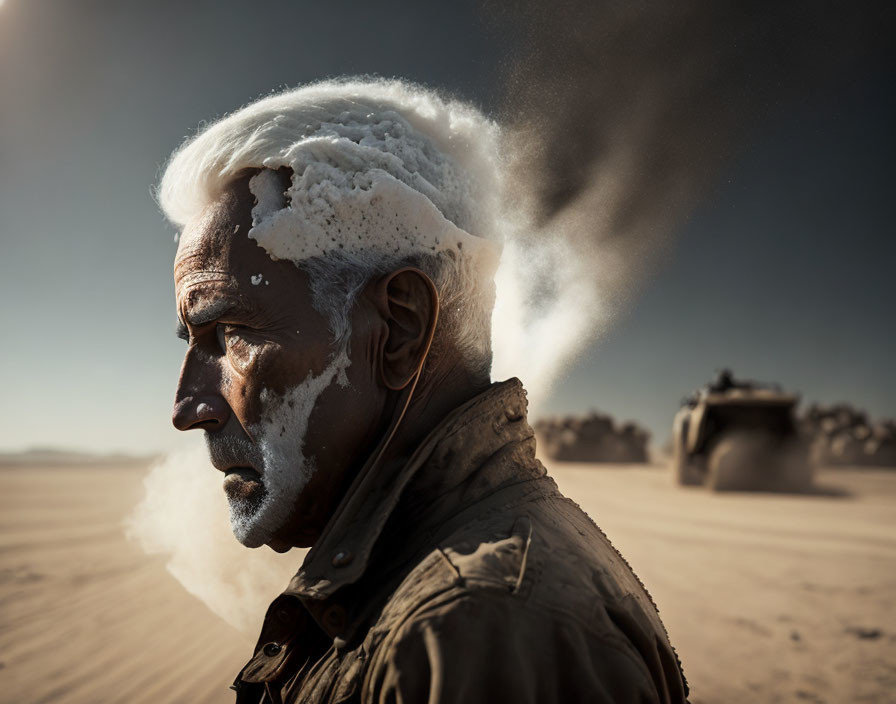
[[223, 466, 260, 479], [222, 467, 263, 500]]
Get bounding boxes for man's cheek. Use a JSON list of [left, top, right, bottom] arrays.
[[223, 348, 278, 411], [222, 375, 265, 431], [225, 337, 262, 374]]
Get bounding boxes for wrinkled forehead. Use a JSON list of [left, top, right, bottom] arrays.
[[174, 174, 260, 285]]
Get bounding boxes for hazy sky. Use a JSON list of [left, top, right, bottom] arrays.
[[0, 1, 893, 454]]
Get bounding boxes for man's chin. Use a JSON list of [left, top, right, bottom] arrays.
[[230, 511, 316, 551], [229, 518, 269, 548], [227, 497, 273, 549]]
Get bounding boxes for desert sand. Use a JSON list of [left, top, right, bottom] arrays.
[[2, 461, 894, 704]]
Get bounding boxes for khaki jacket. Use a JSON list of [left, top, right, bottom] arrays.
[[232, 379, 688, 703]]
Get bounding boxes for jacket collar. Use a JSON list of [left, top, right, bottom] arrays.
[[286, 377, 534, 602]]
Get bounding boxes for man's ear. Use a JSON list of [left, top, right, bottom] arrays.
[[374, 267, 439, 391]]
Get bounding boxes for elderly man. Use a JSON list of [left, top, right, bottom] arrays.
[[161, 79, 688, 703]]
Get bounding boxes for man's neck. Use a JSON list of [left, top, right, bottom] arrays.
[[383, 362, 491, 468]]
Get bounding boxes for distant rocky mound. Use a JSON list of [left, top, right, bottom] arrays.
[[535, 412, 650, 463], [801, 404, 896, 467]]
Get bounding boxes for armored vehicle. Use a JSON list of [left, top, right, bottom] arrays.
[[673, 372, 813, 491]]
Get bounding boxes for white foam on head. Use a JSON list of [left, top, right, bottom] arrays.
[[247, 166, 499, 270], [163, 80, 504, 374], [229, 349, 352, 548], [159, 79, 505, 267]]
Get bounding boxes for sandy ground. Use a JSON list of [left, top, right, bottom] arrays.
[[1, 462, 894, 704]]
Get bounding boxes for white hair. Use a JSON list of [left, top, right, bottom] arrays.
[[158, 78, 503, 377]]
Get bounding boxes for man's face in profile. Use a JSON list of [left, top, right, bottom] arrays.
[[172, 174, 383, 551]]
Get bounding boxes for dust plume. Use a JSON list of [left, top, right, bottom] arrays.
[[125, 444, 298, 635], [488, 0, 894, 406]]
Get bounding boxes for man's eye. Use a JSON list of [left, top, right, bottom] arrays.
[[215, 324, 227, 353], [216, 324, 245, 352], [216, 324, 257, 370]]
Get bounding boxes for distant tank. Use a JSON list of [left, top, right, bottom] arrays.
[[673, 370, 813, 491], [536, 412, 650, 463]]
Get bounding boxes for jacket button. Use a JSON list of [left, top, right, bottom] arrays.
[[323, 605, 347, 632], [331, 550, 353, 567], [263, 642, 282, 657]]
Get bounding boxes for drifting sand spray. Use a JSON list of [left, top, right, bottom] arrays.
[[126, 445, 297, 636], [128, 1, 891, 633]]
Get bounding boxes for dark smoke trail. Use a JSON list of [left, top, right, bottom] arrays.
[[485, 0, 894, 402]]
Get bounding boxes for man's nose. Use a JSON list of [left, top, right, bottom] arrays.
[[172, 349, 230, 431], [172, 394, 230, 431]]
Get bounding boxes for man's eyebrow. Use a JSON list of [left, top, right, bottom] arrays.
[[183, 298, 239, 327], [175, 303, 233, 341]]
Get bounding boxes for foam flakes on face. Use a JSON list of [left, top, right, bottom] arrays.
[[226, 349, 352, 548]]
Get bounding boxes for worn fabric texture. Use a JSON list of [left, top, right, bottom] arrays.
[[232, 379, 688, 703]]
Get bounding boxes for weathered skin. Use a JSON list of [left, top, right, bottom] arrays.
[[173, 173, 688, 702], [173, 172, 488, 549]]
